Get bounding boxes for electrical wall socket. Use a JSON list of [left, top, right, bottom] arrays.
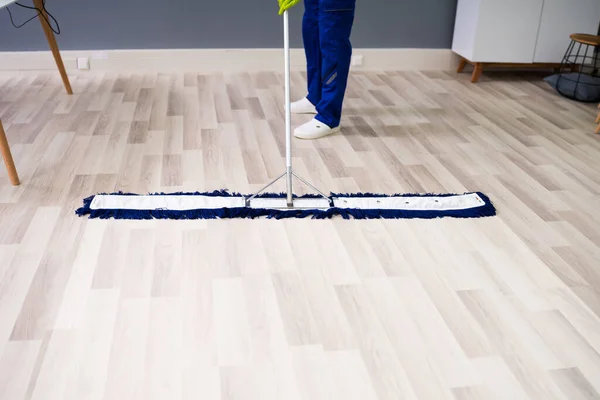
[[77, 57, 90, 70], [351, 55, 364, 67]]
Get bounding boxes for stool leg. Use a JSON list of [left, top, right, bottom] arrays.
[[33, 0, 73, 95], [0, 121, 20, 186]]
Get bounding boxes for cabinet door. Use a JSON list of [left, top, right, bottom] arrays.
[[534, 0, 600, 63], [473, 0, 544, 63]]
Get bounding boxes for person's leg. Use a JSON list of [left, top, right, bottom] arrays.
[[302, 0, 321, 107], [315, 0, 355, 128]]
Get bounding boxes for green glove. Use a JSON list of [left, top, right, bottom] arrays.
[[278, 0, 300, 15]]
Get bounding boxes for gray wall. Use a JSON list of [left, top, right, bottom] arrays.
[[0, 0, 458, 51]]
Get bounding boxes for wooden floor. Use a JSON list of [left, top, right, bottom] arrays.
[[1, 69, 600, 400]]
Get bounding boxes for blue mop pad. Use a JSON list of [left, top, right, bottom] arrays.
[[75, 190, 496, 220]]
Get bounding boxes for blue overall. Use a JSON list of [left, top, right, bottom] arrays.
[[303, 0, 356, 129]]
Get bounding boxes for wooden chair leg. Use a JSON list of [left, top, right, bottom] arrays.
[[33, 0, 73, 95], [0, 121, 20, 186], [457, 58, 468, 73], [471, 63, 484, 83]]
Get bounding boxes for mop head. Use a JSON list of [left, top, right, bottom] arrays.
[[75, 190, 496, 220]]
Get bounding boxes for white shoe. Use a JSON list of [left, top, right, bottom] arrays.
[[294, 118, 340, 140], [290, 97, 317, 114]]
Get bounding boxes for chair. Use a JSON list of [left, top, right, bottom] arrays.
[[32, 0, 72, 95], [0, 120, 20, 186]]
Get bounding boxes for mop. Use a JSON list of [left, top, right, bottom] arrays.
[[76, 11, 496, 220]]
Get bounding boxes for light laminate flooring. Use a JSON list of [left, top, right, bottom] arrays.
[[0, 70, 600, 400]]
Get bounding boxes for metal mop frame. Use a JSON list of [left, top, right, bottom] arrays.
[[244, 11, 332, 210]]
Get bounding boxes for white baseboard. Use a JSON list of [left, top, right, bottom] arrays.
[[0, 48, 458, 73]]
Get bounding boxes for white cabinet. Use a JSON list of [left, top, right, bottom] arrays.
[[453, 0, 544, 63], [452, 0, 600, 81], [534, 0, 600, 63]]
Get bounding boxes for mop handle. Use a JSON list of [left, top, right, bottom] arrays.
[[283, 10, 293, 205], [284, 11, 291, 165]]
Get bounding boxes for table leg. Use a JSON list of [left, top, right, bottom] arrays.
[[0, 121, 20, 186], [33, 0, 72, 95]]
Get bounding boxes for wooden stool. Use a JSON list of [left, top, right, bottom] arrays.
[[0, 120, 20, 186]]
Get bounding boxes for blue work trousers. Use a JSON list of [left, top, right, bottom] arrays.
[[303, 0, 356, 128]]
